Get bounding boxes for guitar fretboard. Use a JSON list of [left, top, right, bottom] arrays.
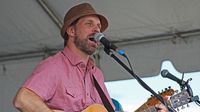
[[143, 107, 157, 112], [135, 103, 157, 112]]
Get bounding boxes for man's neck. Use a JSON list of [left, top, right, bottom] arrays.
[[66, 45, 89, 64]]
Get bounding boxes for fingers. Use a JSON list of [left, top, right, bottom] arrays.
[[163, 96, 170, 101], [155, 103, 169, 112]]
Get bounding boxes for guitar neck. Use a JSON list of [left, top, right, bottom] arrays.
[[143, 107, 157, 112], [135, 89, 191, 112], [135, 88, 174, 112], [135, 103, 157, 112]]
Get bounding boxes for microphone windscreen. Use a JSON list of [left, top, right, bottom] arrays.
[[94, 33, 104, 41], [161, 69, 169, 77]]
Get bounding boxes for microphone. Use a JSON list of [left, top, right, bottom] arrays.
[[94, 33, 126, 56], [161, 69, 185, 86]]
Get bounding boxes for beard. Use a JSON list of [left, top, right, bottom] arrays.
[[74, 35, 97, 55]]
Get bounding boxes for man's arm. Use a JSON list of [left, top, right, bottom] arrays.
[[13, 87, 53, 112]]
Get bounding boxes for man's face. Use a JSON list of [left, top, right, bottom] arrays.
[[73, 15, 101, 55]]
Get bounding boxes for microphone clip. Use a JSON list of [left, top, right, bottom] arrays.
[[103, 47, 113, 56]]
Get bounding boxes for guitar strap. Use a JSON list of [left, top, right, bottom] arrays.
[[92, 75, 115, 112]]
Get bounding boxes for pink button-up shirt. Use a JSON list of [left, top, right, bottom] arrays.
[[23, 47, 114, 112]]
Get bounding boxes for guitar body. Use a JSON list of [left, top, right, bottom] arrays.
[[82, 104, 108, 112], [52, 110, 64, 112], [52, 104, 107, 112]]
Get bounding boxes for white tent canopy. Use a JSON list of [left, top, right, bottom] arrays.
[[0, 0, 199, 80], [0, 1, 200, 111]]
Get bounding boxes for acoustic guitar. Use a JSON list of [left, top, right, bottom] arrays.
[[52, 103, 108, 112], [135, 88, 192, 112]]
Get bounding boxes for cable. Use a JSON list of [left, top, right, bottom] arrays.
[[124, 55, 134, 74]]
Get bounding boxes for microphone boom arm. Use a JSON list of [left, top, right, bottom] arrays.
[[103, 48, 176, 111]]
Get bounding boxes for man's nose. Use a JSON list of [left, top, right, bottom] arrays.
[[92, 25, 101, 33]]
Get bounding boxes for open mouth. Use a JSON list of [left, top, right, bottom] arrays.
[[89, 35, 96, 43]]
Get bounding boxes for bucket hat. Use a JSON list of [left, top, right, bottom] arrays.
[[61, 3, 108, 39]]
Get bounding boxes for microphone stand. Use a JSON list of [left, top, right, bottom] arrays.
[[179, 77, 200, 107], [103, 48, 175, 112]]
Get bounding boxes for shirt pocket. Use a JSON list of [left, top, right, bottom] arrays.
[[64, 86, 83, 111], [65, 86, 82, 98], [63, 77, 82, 98]]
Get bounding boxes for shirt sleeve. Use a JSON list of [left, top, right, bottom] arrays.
[[22, 58, 58, 101]]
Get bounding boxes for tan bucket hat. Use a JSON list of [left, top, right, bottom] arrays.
[[60, 3, 108, 39]]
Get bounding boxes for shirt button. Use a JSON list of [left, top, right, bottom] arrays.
[[86, 93, 89, 96], [80, 64, 86, 68]]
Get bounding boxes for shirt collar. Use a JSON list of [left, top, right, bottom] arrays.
[[62, 47, 95, 69]]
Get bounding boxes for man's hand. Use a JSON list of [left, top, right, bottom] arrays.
[[155, 103, 169, 112], [155, 96, 170, 112]]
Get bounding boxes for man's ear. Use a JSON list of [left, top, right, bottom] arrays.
[[66, 26, 75, 37]]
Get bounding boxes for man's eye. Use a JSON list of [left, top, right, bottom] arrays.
[[86, 23, 93, 26]]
